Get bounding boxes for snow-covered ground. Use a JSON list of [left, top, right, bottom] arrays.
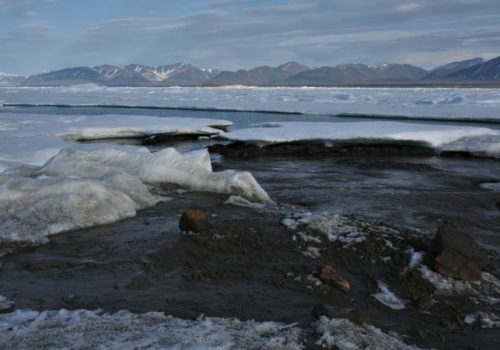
[[0, 309, 303, 350], [224, 121, 500, 158], [2, 85, 500, 121], [0, 309, 430, 350]]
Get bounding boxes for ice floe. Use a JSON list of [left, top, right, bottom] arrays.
[[2, 86, 500, 122], [224, 121, 500, 157], [0, 309, 303, 350], [0, 113, 231, 166]]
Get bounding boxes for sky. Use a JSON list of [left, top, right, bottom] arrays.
[[0, 0, 499, 75]]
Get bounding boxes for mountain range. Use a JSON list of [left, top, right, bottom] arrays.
[[0, 72, 25, 86], [2, 56, 500, 87]]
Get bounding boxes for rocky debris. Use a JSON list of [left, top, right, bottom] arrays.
[[312, 303, 336, 320], [319, 264, 351, 292], [429, 224, 490, 281], [179, 209, 209, 233]]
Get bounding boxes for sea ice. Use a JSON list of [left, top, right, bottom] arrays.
[[2, 86, 500, 122], [0, 113, 270, 244], [0, 147, 270, 243], [223, 121, 500, 157]]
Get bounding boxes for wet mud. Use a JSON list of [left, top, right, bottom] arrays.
[[1, 150, 500, 349]]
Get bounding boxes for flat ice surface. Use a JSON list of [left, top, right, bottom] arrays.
[[224, 121, 500, 157], [2, 85, 500, 121], [0, 309, 303, 350], [0, 113, 231, 166]]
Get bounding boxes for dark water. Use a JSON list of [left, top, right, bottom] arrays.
[[3, 105, 500, 130]]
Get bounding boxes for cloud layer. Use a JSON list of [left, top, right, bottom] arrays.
[[0, 0, 499, 75]]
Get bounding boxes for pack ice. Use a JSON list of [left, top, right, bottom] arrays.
[[224, 121, 500, 157], [0, 114, 270, 245]]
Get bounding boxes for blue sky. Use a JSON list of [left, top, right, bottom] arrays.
[[1, 0, 499, 75]]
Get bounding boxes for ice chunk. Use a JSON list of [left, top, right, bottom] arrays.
[[0, 147, 270, 243], [0, 309, 303, 350], [372, 281, 408, 310], [0, 174, 155, 243], [42, 148, 270, 203]]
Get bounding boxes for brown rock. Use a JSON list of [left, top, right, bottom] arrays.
[[320, 264, 351, 292], [343, 310, 374, 325], [430, 224, 490, 281], [179, 209, 209, 233]]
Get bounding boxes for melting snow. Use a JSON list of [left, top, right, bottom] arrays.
[[315, 317, 425, 350], [0, 309, 303, 350]]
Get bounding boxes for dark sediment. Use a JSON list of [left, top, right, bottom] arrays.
[[209, 140, 437, 158], [0, 189, 499, 349], [1, 149, 500, 349]]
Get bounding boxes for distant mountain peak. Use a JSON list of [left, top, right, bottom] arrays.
[[18, 56, 500, 87]]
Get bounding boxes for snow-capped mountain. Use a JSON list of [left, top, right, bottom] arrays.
[[19, 56, 500, 87], [0, 72, 25, 86], [23, 63, 220, 86]]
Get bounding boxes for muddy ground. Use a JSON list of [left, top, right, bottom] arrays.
[[1, 147, 500, 349]]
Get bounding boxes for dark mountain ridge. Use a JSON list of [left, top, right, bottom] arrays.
[[16, 55, 500, 87]]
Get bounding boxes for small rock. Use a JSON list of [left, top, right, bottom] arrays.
[[429, 224, 490, 281], [312, 303, 335, 320], [320, 264, 351, 292], [343, 310, 374, 325], [179, 209, 209, 233]]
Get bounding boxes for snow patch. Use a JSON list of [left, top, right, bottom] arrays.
[[315, 317, 425, 350], [0, 309, 303, 350], [283, 213, 366, 246], [0, 295, 14, 312], [372, 281, 408, 310], [464, 312, 500, 328]]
